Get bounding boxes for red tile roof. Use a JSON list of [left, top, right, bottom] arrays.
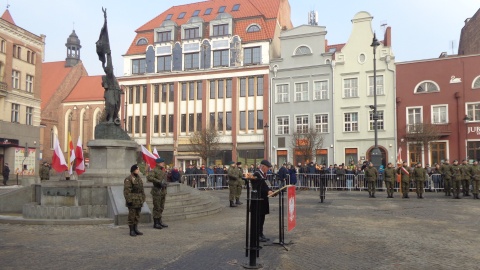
[[63, 75, 104, 103], [41, 61, 73, 109], [126, 0, 282, 55], [1, 9, 15, 25]]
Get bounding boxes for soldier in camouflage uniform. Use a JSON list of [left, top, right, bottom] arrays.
[[227, 161, 239, 207], [39, 162, 50, 180], [451, 160, 462, 199], [147, 158, 168, 229], [469, 160, 480, 199], [364, 162, 378, 198], [397, 161, 411, 198], [461, 159, 471, 196], [412, 162, 426, 199], [124, 164, 146, 236], [235, 162, 244, 205], [440, 159, 452, 196], [383, 162, 396, 198]]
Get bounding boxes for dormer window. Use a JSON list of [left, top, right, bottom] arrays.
[[157, 31, 172, 42], [213, 24, 229, 36], [136, 38, 148, 45], [192, 10, 200, 17], [178, 12, 186, 19], [232, 4, 240, 11], [184, 27, 200, 40], [204, 8, 212, 15], [247, 25, 260, 33], [218, 6, 226, 13], [165, 14, 173, 20]]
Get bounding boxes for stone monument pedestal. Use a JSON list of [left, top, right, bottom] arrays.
[[82, 139, 138, 185]]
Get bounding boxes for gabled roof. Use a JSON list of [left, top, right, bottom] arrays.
[[41, 61, 73, 109], [63, 75, 104, 103], [1, 9, 15, 25], [126, 0, 283, 55]]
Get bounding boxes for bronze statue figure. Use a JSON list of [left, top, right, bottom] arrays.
[[96, 8, 123, 125]]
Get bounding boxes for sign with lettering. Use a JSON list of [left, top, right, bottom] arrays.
[[467, 126, 480, 135]]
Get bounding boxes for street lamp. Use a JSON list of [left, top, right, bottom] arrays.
[[464, 115, 472, 160], [370, 33, 382, 168], [264, 123, 269, 160]]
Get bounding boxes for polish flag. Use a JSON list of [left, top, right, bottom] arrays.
[[51, 135, 68, 173], [68, 132, 76, 175], [141, 145, 157, 169], [75, 137, 85, 175], [396, 147, 402, 164], [153, 147, 160, 158]]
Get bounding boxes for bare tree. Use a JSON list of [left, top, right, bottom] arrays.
[[405, 123, 442, 164], [189, 128, 220, 165], [290, 127, 325, 163]]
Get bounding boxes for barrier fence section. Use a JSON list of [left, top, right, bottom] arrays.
[[180, 173, 449, 192]]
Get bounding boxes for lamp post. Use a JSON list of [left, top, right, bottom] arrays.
[[370, 33, 382, 168], [264, 123, 269, 160], [464, 115, 472, 160]]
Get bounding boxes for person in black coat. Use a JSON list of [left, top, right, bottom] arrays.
[[277, 163, 289, 187], [251, 159, 274, 242], [2, 163, 10, 186]]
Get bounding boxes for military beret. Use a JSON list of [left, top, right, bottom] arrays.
[[236, 162, 242, 165], [155, 158, 165, 163], [130, 164, 139, 173], [260, 160, 272, 168], [228, 161, 235, 165]]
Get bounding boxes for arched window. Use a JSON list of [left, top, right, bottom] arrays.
[[473, 76, 480, 89], [136, 38, 148, 45], [50, 126, 58, 150], [247, 24, 261, 33], [415, 81, 439, 93], [295, 46, 311, 56]]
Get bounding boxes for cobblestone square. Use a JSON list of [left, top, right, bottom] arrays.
[[1, 190, 479, 269]]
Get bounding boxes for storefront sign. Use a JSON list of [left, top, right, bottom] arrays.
[[14, 147, 36, 175], [468, 126, 480, 135], [0, 138, 19, 146]]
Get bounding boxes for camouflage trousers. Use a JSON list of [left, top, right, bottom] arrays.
[[472, 180, 480, 195], [416, 180, 425, 195], [462, 180, 470, 194], [235, 179, 244, 199], [444, 178, 452, 194], [384, 180, 394, 196], [367, 180, 376, 195], [228, 180, 239, 201], [152, 189, 167, 219], [401, 181, 409, 195], [452, 180, 462, 197], [127, 207, 141, 225]]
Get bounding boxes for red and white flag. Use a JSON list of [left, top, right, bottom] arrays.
[[396, 147, 402, 164], [287, 185, 296, 232], [68, 132, 76, 175], [51, 135, 68, 173], [141, 145, 157, 169], [153, 147, 160, 158], [75, 137, 85, 175]]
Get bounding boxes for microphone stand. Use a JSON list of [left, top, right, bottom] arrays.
[[243, 177, 263, 269], [269, 183, 291, 250]]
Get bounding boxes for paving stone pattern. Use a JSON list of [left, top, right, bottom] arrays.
[[1, 190, 479, 269]]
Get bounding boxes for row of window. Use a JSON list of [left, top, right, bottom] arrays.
[[11, 70, 34, 92], [407, 103, 480, 125], [127, 77, 264, 104], [133, 46, 261, 74], [11, 103, 33, 125], [11, 44, 36, 64], [276, 111, 385, 135], [127, 109, 264, 135]]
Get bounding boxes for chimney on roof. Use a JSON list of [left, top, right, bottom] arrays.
[[383, 26, 391, 47]]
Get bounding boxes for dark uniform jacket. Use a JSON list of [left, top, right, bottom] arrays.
[[396, 166, 410, 182], [124, 173, 146, 208], [383, 167, 396, 182], [251, 169, 271, 215], [451, 164, 462, 181], [364, 167, 378, 181], [469, 165, 480, 180], [412, 167, 426, 181], [440, 163, 451, 179]]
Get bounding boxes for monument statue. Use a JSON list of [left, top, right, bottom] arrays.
[[96, 8, 122, 125], [94, 8, 130, 140]]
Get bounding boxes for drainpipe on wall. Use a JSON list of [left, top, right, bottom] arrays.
[[331, 60, 336, 164]]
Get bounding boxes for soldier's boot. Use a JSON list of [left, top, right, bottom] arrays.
[[368, 192, 372, 198], [420, 194, 424, 199], [466, 191, 471, 196], [153, 218, 163, 229], [235, 199, 243, 205], [129, 225, 137, 237], [371, 193, 375, 198], [133, 224, 143, 235], [159, 218, 168, 228], [230, 201, 237, 207]]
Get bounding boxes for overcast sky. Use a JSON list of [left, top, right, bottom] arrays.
[[6, 0, 479, 76]]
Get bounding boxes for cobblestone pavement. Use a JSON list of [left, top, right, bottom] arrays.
[[1, 189, 480, 270]]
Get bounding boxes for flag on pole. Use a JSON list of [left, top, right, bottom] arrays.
[[75, 137, 85, 175], [141, 145, 157, 169], [396, 147, 402, 164], [153, 147, 160, 158], [51, 135, 68, 173], [67, 132, 76, 175], [287, 185, 296, 232]]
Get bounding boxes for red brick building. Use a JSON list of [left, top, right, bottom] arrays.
[[458, 8, 480, 55], [396, 54, 480, 165]]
